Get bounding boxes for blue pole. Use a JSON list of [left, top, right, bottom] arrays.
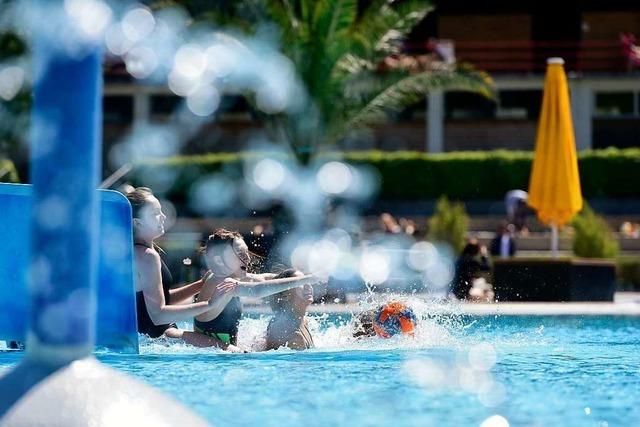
[[1, 5, 206, 425], [0, 26, 102, 419], [27, 39, 102, 361]]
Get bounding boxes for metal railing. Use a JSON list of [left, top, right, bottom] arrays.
[[408, 39, 629, 73]]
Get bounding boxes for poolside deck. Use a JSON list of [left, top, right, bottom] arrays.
[[244, 292, 640, 316]]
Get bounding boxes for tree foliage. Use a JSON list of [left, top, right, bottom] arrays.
[[427, 195, 469, 253], [572, 204, 619, 259], [191, 0, 494, 155]]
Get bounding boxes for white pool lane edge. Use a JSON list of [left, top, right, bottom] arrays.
[[244, 300, 640, 316]]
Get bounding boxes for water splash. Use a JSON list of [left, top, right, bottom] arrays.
[[131, 291, 557, 357], [134, 295, 474, 355]]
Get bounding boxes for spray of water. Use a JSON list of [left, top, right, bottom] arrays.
[[132, 293, 477, 355]]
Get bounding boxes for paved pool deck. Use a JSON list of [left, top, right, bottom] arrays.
[[244, 292, 640, 316]]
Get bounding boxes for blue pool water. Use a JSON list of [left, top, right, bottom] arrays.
[[1, 312, 639, 426]]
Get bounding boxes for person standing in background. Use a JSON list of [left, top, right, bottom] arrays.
[[450, 239, 491, 300], [505, 190, 531, 234], [490, 222, 517, 258]]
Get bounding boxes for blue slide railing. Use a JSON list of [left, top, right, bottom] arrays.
[[0, 184, 139, 353]]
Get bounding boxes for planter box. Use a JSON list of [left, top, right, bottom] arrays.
[[492, 258, 617, 302]]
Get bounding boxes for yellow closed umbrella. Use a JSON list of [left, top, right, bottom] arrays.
[[528, 57, 583, 256]]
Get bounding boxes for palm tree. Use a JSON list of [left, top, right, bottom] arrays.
[[182, 0, 495, 156], [262, 0, 493, 153]]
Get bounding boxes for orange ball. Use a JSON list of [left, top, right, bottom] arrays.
[[372, 301, 417, 338]]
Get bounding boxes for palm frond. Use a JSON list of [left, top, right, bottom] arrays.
[[265, 0, 310, 43], [303, 0, 358, 100], [328, 67, 494, 142], [312, 0, 358, 42], [331, 53, 375, 80], [181, 0, 495, 157], [352, 0, 432, 59], [299, 0, 312, 25]]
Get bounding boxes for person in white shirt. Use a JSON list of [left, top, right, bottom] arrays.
[[505, 190, 530, 234]]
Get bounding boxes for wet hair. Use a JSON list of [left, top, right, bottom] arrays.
[[202, 228, 244, 254], [267, 269, 298, 313], [200, 228, 265, 273], [124, 187, 154, 219], [352, 309, 376, 338]]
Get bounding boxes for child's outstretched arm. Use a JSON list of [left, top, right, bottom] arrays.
[[232, 274, 318, 298]]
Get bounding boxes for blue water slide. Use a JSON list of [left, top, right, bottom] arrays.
[[0, 183, 138, 353]]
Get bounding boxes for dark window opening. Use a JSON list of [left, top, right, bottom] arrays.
[[103, 96, 133, 124], [151, 95, 182, 117], [595, 92, 636, 117], [498, 90, 542, 120], [445, 92, 496, 120], [389, 99, 427, 122]]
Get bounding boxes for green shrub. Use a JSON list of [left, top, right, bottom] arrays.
[[343, 148, 640, 199], [617, 257, 640, 291], [571, 204, 619, 259], [129, 148, 640, 201], [427, 196, 469, 253], [343, 150, 533, 200], [0, 159, 19, 183]]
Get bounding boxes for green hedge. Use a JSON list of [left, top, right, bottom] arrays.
[[572, 204, 620, 259], [130, 148, 640, 201], [344, 150, 533, 199], [617, 257, 640, 291], [0, 159, 19, 183]]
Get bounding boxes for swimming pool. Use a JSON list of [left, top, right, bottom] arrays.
[[1, 312, 639, 426]]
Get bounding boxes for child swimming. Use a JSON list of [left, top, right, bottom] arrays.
[[352, 301, 417, 339], [264, 269, 315, 351]]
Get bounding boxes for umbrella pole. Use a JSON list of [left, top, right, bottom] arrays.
[[551, 223, 559, 257]]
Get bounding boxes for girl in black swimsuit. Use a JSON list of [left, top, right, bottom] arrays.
[[194, 229, 318, 347], [126, 187, 239, 350], [134, 241, 177, 338]]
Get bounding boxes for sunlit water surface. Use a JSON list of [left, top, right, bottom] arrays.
[[1, 300, 639, 427]]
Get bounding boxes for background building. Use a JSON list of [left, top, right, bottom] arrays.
[[102, 0, 640, 164]]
